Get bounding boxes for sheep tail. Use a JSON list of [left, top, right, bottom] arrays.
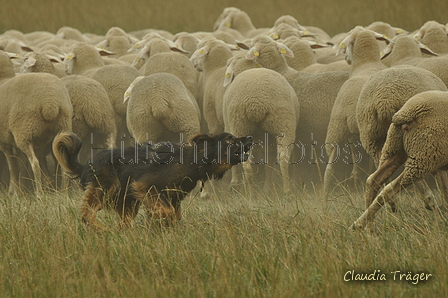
[[245, 101, 267, 123], [151, 98, 170, 121], [52, 132, 83, 179], [41, 101, 60, 122]]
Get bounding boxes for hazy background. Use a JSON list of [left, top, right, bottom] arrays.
[[1, 0, 447, 37]]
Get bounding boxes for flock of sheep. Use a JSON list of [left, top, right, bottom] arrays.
[[1, 6, 448, 230]]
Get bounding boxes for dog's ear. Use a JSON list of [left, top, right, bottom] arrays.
[[190, 133, 214, 144]]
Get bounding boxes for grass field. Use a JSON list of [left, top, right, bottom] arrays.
[[0, 182, 447, 297], [1, 0, 448, 297]]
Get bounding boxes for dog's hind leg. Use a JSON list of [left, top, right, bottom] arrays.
[[81, 184, 107, 231]]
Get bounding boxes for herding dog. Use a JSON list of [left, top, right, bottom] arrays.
[[53, 132, 253, 230]]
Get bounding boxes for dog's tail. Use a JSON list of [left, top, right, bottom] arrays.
[[52, 132, 83, 179]]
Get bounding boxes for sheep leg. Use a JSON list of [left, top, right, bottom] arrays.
[[348, 136, 362, 189], [1, 145, 20, 196], [242, 159, 255, 196], [277, 137, 293, 195], [22, 144, 44, 197], [229, 165, 243, 192], [364, 154, 406, 211], [435, 170, 448, 207], [352, 171, 412, 231], [413, 179, 436, 211], [323, 147, 338, 194]]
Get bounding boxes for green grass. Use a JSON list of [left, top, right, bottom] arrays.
[[0, 183, 447, 297], [1, 0, 447, 37]]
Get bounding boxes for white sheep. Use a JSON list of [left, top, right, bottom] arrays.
[[282, 36, 350, 73], [60, 75, 117, 162], [323, 27, 389, 193], [64, 42, 141, 145], [267, 23, 317, 41], [223, 67, 300, 195], [0, 71, 72, 197], [54, 26, 87, 42], [357, 65, 447, 164], [273, 15, 332, 44], [244, 35, 349, 185], [213, 7, 269, 38], [356, 66, 448, 211], [129, 33, 189, 69], [190, 36, 240, 134], [87, 64, 141, 146], [380, 34, 438, 67], [0, 51, 19, 84], [20, 51, 66, 78], [380, 34, 448, 88], [63, 42, 113, 75], [414, 21, 448, 55], [124, 73, 201, 144], [95, 27, 138, 58], [352, 90, 448, 231], [140, 52, 200, 100]]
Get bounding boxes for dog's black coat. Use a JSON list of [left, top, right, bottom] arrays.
[[53, 132, 252, 228]]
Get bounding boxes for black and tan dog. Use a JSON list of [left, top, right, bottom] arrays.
[[53, 132, 253, 230]]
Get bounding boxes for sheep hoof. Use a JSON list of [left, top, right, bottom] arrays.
[[388, 201, 398, 213], [349, 221, 363, 231], [200, 191, 211, 200]]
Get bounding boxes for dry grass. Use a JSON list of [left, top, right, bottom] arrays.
[[0, 0, 447, 37], [0, 183, 447, 297], [1, 1, 448, 296]]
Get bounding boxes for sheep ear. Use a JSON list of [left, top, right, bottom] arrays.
[[394, 27, 408, 35], [418, 41, 438, 56], [223, 63, 234, 87], [236, 41, 250, 50], [190, 45, 210, 60], [96, 40, 109, 50], [246, 46, 260, 60], [5, 52, 20, 59], [413, 31, 423, 40], [370, 30, 391, 44], [306, 40, 330, 49], [268, 31, 280, 40], [124, 76, 145, 103], [23, 56, 36, 68], [46, 54, 63, 63], [97, 48, 115, 56], [64, 52, 76, 74], [17, 40, 33, 52], [132, 45, 150, 66], [166, 40, 190, 54], [336, 34, 354, 56], [299, 30, 317, 38], [380, 43, 393, 59], [276, 42, 294, 57]]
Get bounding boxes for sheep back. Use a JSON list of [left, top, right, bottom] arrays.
[[126, 73, 200, 144], [357, 66, 447, 159], [0, 73, 72, 146]]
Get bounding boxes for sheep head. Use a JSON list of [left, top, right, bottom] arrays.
[[336, 26, 389, 65]]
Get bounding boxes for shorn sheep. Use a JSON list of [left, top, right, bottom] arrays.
[[124, 73, 201, 145], [244, 35, 349, 184], [223, 67, 300, 195], [190, 36, 239, 134], [352, 90, 448, 231], [356, 65, 448, 211], [0, 70, 72, 196], [61, 75, 117, 162], [323, 27, 389, 194]]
